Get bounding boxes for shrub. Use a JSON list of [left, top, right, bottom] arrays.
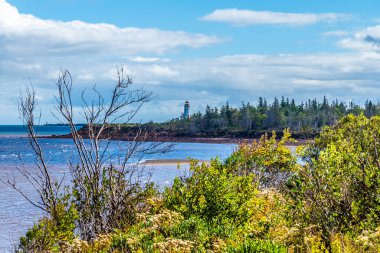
[[18, 203, 78, 252], [225, 129, 297, 190], [226, 239, 288, 253], [289, 114, 380, 248], [164, 159, 257, 229]]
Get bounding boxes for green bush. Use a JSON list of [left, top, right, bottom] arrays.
[[289, 114, 380, 248], [18, 203, 78, 252], [164, 159, 257, 226], [225, 129, 296, 189], [227, 239, 288, 253]]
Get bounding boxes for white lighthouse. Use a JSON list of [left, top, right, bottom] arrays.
[[184, 101, 190, 119]]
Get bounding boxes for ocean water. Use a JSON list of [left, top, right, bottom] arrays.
[[0, 125, 235, 252], [0, 124, 82, 137]]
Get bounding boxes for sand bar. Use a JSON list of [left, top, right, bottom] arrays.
[[140, 159, 209, 166]]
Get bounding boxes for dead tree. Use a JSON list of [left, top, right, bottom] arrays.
[[13, 68, 172, 241], [7, 85, 62, 221]]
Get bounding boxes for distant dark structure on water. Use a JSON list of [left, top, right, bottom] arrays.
[[183, 101, 190, 119]]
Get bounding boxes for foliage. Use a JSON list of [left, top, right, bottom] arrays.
[[18, 113, 380, 252], [163, 96, 373, 138], [163, 159, 258, 250], [226, 239, 288, 253], [225, 129, 297, 189], [289, 114, 380, 249], [18, 203, 78, 252], [161, 132, 295, 251], [164, 159, 257, 224]]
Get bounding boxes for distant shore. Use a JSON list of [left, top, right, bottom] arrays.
[[45, 134, 310, 145], [35, 122, 317, 146]]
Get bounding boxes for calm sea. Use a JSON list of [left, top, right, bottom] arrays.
[[0, 125, 235, 252], [0, 124, 81, 137]]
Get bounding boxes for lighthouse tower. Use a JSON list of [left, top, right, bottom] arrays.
[[184, 101, 190, 119]]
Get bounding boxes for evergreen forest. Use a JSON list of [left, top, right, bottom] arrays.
[[163, 97, 379, 139]]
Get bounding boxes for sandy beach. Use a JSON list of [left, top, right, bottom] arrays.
[[140, 159, 209, 166]]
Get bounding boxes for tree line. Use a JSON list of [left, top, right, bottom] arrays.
[[165, 96, 380, 138]]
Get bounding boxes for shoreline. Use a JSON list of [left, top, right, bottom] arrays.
[[140, 159, 209, 166], [43, 134, 311, 145]]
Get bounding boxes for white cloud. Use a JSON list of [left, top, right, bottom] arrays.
[[127, 56, 170, 63], [3, 51, 380, 123], [340, 25, 380, 52], [0, 0, 223, 123], [323, 30, 349, 37], [77, 72, 95, 81], [132, 52, 380, 108], [149, 65, 178, 77], [200, 8, 349, 26], [0, 0, 221, 57]]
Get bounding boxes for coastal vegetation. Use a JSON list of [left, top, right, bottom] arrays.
[[72, 97, 380, 142], [13, 71, 380, 252], [16, 114, 380, 253], [171, 97, 374, 135]]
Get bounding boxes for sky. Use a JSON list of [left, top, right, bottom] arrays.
[[1, 0, 380, 124]]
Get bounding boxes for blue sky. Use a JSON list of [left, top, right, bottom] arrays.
[[1, 0, 380, 123], [7, 0, 378, 55]]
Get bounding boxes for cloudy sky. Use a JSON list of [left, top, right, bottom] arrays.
[[1, 0, 380, 124]]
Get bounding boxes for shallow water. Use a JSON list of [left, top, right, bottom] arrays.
[[0, 126, 235, 251]]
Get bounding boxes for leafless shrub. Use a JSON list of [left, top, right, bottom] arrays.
[[11, 68, 172, 241], [6, 85, 62, 221]]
